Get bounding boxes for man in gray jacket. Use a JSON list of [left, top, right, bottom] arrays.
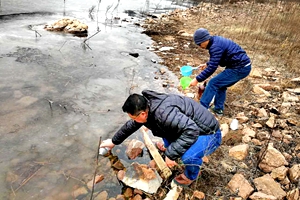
[[101, 90, 222, 186]]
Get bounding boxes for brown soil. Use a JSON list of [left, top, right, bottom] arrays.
[[140, 1, 300, 199]]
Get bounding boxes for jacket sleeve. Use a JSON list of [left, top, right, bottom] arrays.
[[196, 46, 223, 82], [112, 120, 142, 145], [159, 106, 200, 160]]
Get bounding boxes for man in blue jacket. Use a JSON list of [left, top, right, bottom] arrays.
[[189, 28, 251, 116], [100, 90, 222, 187]]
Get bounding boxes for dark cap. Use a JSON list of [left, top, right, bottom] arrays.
[[193, 28, 211, 45]]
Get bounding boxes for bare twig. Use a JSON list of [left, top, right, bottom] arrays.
[[90, 136, 102, 200], [15, 165, 42, 192], [35, 30, 42, 37], [62, 171, 85, 184], [11, 185, 16, 197], [96, 0, 102, 31], [28, 25, 42, 37], [83, 31, 101, 43], [46, 98, 53, 114], [59, 40, 67, 51], [255, 136, 272, 175]]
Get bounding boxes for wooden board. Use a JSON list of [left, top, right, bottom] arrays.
[[141, 128, 172, 179]]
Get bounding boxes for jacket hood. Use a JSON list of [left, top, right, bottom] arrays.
[[142, 90, 168, 112]]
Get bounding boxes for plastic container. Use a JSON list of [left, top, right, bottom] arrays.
[[99, 147, 111, 156], [180, 77, 192, 90], [180, 65, 198, 76]]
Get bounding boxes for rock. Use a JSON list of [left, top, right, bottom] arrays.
[[270, 166, 288, 180], [286, 188, 299, 200], [133, 188, 143, 195], [253, 85, 271, 97], [193, 190, 205, 199], [266, 116, 275, 128], [162, 82, 168, 87], [94, 191, 108, 200], [256, 131, 270, 141], [132, 194, 142, 200], [250, 68, 263, 78], [126, 139, 145, 160], [112, 160, 125, 170], [252, 123, 263, 128], [87, 174, 104, 189], [117, 162, 162, 194], [287, 88, 300, 94], [221, 161, 237, 173], [129, 53, 139, 58], [251, 139, 262, 146], [220, 123, 229, 137], [249, 192, 277, 200], [72, 187, 88, 198], [258, 108, 268, 117], [151, 59, 157, 63], [159, 47, 174, 51], [282, 92, 299, 102], [288, 164, 300, 183], [271, 129, 283, 139], [185, 92, 195, 98], [242, 135, 251, 143], [116, 194, 125, 200], [258, 143, 288, 172], [278, 119, 288, 128], [44, 18, 88, 35], [159, 67, 166, 74], [227, 173, 254, 199], [229, 144, 249, 160], [291, 77, 300, 82], [257, 83, 280, 91], [123, 187, 133, 198], [242, 127, 256, 138], [280, 176, 290, 185], [236, 112, 249, 123], [253, 174, 286, 199], [149, 160, 157, 169]]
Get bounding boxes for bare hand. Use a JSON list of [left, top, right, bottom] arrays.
[[199, 63, 207, 71], [189, 78, 198, 87], [100, 139, 115, 149], [165, 156, 177, 168]]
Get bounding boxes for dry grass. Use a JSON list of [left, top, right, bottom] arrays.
[[215, 1, 300, 76]]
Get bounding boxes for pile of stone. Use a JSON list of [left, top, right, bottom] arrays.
[[218, 69, 300, 200], [44, 18, 88, 35]]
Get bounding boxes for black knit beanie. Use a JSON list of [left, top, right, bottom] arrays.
[[193, 28, 211, 45]]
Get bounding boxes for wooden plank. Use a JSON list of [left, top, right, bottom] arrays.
[[141, 128, 172, 179]]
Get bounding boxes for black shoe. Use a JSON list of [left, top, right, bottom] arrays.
[[210, 107, 224, 116]]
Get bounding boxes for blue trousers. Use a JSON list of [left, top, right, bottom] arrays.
[[163, 129, 222, 180], [200, 65, 251, 110]]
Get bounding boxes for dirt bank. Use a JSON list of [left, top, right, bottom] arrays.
[[140, 1, 300, 199]]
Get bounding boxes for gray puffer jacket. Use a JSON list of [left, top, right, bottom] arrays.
[[112, 90, 220, 160]]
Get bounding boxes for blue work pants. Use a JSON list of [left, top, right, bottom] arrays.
[[163, 129, 222, 180], [200, 65, 251, 110]]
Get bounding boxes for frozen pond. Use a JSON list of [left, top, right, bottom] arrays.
[[0, 0, 196, 199]]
